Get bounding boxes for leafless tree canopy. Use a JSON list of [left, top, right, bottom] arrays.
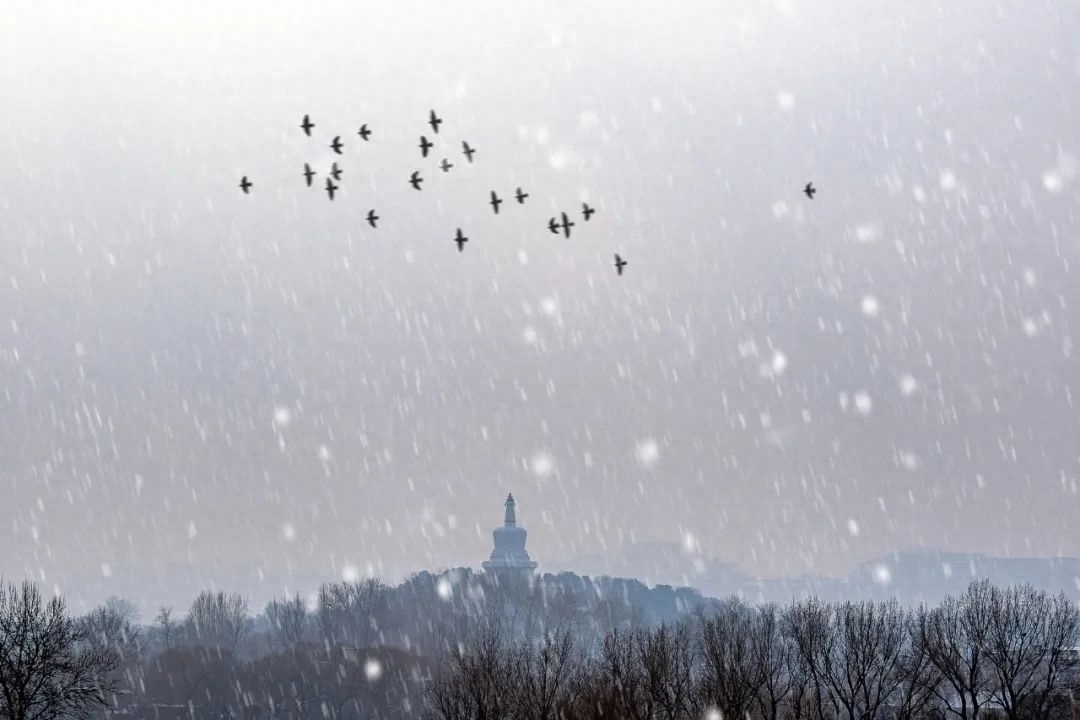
[[266, 593, 309, 650], [149, 605, 180, 655], [429, 581, 1080, 720], [185, 590, 251, 653], [2, 576, 1076, 720], [316, 579, 389, 648], [0, 581, 120, 720]]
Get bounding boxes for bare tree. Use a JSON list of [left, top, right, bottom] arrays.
[[266, 593, 308, 650], [78, 596, 142, 662], [982, 585, 1080, 720], [894, 609, 944, 720], [638, 622, 697, 720], [514, 628, 580, 720], [788, 598, 908, 720], [0, 580, 121, 720], [151, 606, 180, 654], [428, 617, 515, 720], [699, 598, 765, 720], [599, 627, 649, 720], [754, 603, 798, 720], [917, 580, 995, 720], [186, 591, 251, 653], [316, 579, 388, 647]]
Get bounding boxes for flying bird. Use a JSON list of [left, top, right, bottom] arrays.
[[300, 115, 314, 136], [440, 158, 453, 173], [330, 136, 344, 155], [462, 141, 476, 163], [558, 211, 575, 238], [302, 164, 315, 187], [454, 227, 468, 252], [614, 254, 628, 276], [238, 176, 253, 194], [582, 202, 596, 221], [419, 135, 433, 158], [515, 187, 529, 204], [325, 177, 338, 201], [489, 191, 503, 214], [357, 124, 372, 141], [329, 162, 343, 181], [409, 171, 424, 190], [366, 209, 379, 228], [547, 218, 560, 235], [429, 109, 443, 133], [804, 182, 816, 199]]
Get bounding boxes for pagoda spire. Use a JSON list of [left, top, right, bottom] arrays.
[[504, 493, 516, 525]]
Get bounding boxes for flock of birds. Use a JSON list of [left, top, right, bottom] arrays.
[[238, 110, 820, 277]]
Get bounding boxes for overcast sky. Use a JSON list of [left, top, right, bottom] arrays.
[[1, 0, 1078, 614]]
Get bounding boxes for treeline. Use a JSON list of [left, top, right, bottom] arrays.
[[2, 575, 1078, 719], [0, 569, 699, 719], [429, 580, 1080, 720]]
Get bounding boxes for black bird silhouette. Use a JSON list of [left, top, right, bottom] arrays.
[[330, 162, 343, 181], [462, 141, 476, 163], [440, 158, 453, 173], [300, 115, 314, 136], [454, 227, 468, 252], [804, 182, 816, 199], [366, 209, 379, 228], [419, 136, 433, 158], [429, 109, 443, 133], [547, 218, 560, 235], [302, 163, 315, 187], [358, 124, 372, 141], [330, 136, 344, 155], [238, 176, 253, 194], [614, 254, 628, 276], [325, 177, 338, 200], [489, 191, 503, 214], [515, 187, 529, 204], [582, 202, 596, 221], [409, 171, 424, 190], [558, 211, 575, 238]]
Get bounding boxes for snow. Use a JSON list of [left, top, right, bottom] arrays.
[[531, 452, 555, 478], [682, 531, 699, 553], [854, 223, 882, 243], [861, 295, 880, 318], [636, 439, 660, 468], [273, 406, 292, 427], [898, 451, 920, 472], [771, 350, 789, 375]]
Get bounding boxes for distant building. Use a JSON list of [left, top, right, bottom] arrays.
[[482, 493, 538, 580]]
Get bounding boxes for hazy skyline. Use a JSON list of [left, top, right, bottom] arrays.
[[2, 0, 1078, 614]]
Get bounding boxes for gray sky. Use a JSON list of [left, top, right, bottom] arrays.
[[1, 0, 1078, 614]]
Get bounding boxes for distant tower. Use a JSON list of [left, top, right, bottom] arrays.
[[482, 493, 538, 579]]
